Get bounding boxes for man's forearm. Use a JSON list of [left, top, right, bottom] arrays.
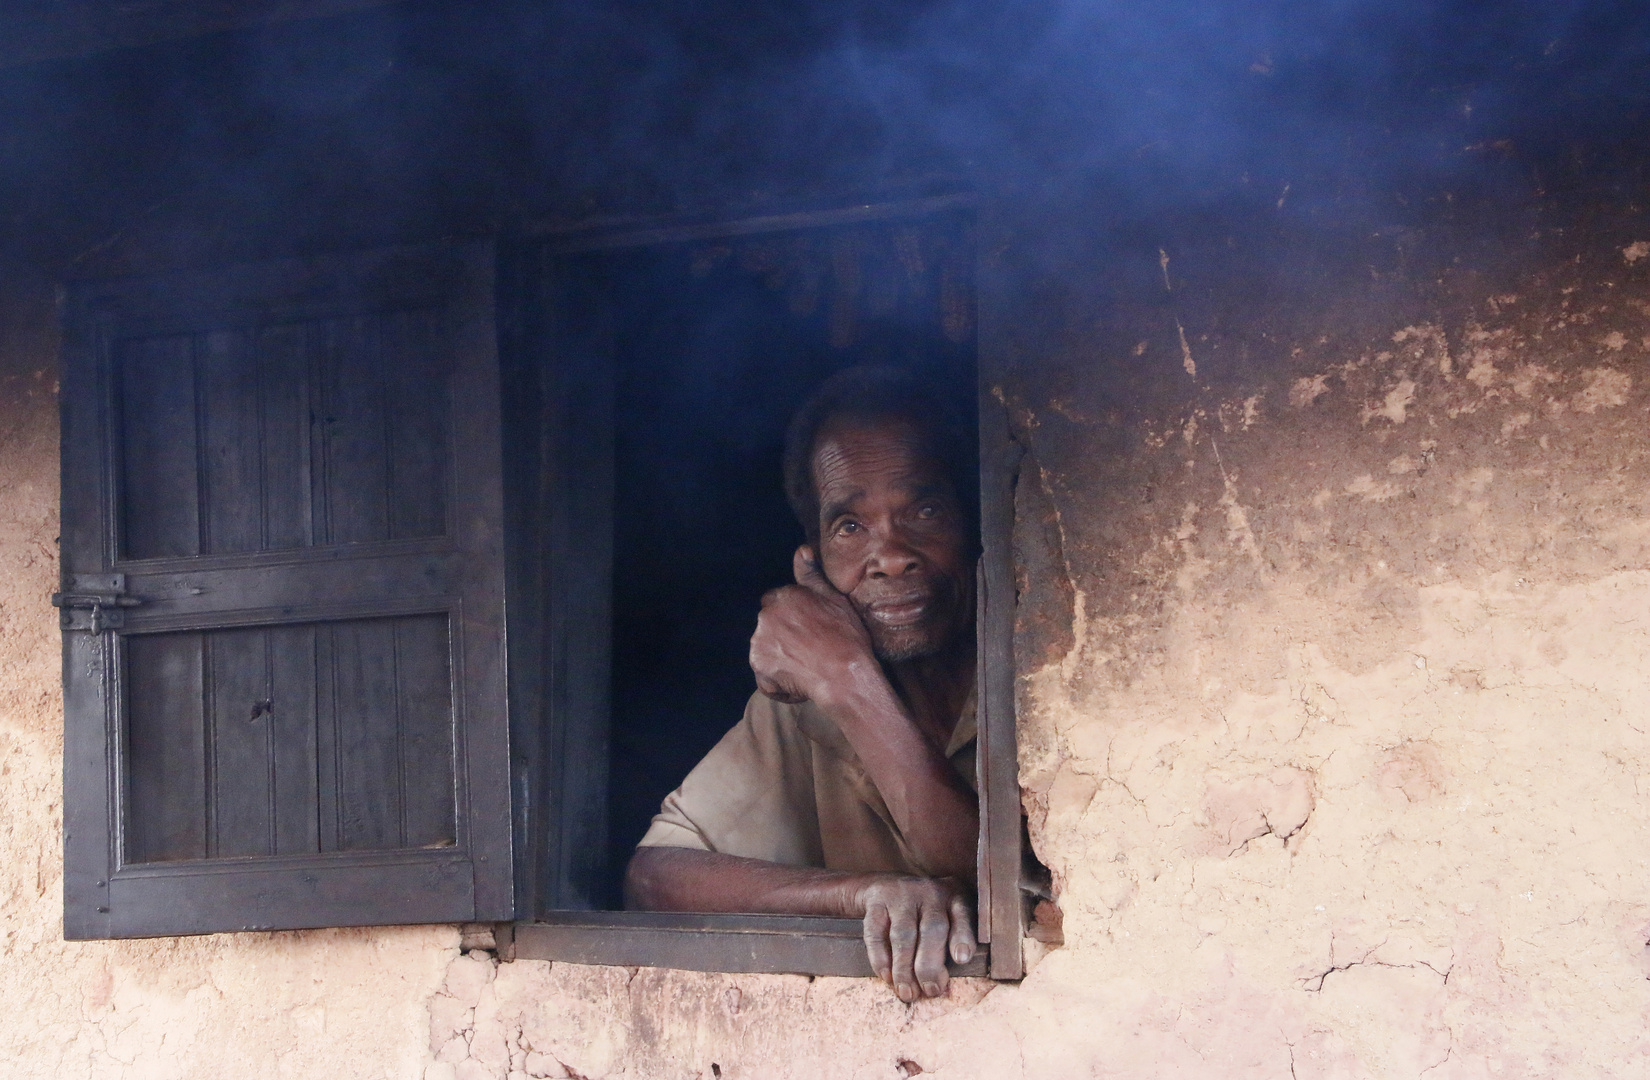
[[818, 661, 980, 880], [628, 846, 978, 1002], [625, 846, 870, 915]]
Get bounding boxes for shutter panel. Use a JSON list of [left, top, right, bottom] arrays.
[[60, 242, 512, 938]]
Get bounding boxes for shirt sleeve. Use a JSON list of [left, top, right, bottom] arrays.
[[635, 692, 825, 868]]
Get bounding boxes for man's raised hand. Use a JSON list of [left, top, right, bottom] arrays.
[[749, 544, 874, 705]]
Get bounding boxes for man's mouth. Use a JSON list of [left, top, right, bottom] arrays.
[[864, 592, 935, 628]]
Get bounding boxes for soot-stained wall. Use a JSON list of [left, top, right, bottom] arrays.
[[5, 4, 1650, 1075], [6, 192, 1650, 1077]]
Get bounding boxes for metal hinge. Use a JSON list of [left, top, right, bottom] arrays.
[[52, 574, 143, 632]]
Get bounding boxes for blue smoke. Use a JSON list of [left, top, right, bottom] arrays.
[[0, 0, 1646, 262]]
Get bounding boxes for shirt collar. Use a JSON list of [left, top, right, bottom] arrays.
[[944, 684, 978, 758]]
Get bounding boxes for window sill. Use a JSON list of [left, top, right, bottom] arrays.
[[502, 912, 990, 978]]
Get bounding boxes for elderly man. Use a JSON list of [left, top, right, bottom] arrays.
[[624, 366, 980, 1002]]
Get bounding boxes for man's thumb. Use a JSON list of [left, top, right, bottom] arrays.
[[793, 545, 836, 595]]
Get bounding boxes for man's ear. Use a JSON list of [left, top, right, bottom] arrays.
[[793, 545, 836, 596]]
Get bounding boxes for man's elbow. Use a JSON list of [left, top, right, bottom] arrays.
[[622, 846, 671, 911]]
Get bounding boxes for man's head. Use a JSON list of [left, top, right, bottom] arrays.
[[783, 368, 977, 663]]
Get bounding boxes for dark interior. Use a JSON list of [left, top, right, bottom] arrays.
[[599, 218, 976, 905]]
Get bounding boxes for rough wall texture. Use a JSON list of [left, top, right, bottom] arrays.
[[992, 212, 1650, 1078], [5, 204, 1650, 1078]]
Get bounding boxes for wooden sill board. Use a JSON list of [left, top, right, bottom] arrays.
[[505, 912, 990, 978]]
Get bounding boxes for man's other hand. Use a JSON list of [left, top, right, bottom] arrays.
[[750, 545, 873, 705], [857, 874, 976, 1002]]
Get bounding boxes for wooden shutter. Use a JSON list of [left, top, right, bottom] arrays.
[[60, 242, 512, 938]]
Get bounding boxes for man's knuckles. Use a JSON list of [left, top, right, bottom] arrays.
[[919, 912, 950, 934]]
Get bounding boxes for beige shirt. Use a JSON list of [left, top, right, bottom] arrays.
[[637, 690, 977, 877]]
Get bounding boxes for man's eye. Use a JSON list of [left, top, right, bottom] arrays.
[[836, 521, 861, 536], [916, 504, 938, 519]]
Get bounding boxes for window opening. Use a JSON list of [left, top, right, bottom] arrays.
[[507, 205, 1014, 975], [599, 220, 978, 907]]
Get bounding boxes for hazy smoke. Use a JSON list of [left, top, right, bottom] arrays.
[[0, 0, 1646, 264]]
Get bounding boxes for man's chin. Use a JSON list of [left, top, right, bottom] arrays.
[[868, 624, 954, 665]]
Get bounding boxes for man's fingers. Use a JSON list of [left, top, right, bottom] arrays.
[[753, 672, 807, 704], [862, 903, 894, 985], [751, 616, 807, 703], [792, 545, 837, 597], [886, 901, 921, 1003], [947, 891, 977, 966], [914, 895, 952, 998], [861, 879, 978, 1001]]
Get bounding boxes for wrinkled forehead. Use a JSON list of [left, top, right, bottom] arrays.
[[810, 413, 950, 502]]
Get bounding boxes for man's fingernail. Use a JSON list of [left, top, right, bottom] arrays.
[[958, 946, 974, 963]]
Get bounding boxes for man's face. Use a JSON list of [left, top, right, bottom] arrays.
[[811, 415, 973, 663]]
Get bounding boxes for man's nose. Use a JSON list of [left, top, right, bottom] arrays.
[[866, 529, 922, 577]]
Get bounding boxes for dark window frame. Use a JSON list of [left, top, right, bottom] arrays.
[[500, 194, 1025, 980]]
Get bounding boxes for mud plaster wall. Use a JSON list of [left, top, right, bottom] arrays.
[[5, 206, 1650, 1078]]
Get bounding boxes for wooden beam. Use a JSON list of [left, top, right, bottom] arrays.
[[509, 912, 990, 978], [0, 0, 404, 70], [529, 193, 980, 254], [976, 201, 1027, 980]]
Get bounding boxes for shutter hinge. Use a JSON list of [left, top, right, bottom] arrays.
[[52, 574, 143, 632]]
